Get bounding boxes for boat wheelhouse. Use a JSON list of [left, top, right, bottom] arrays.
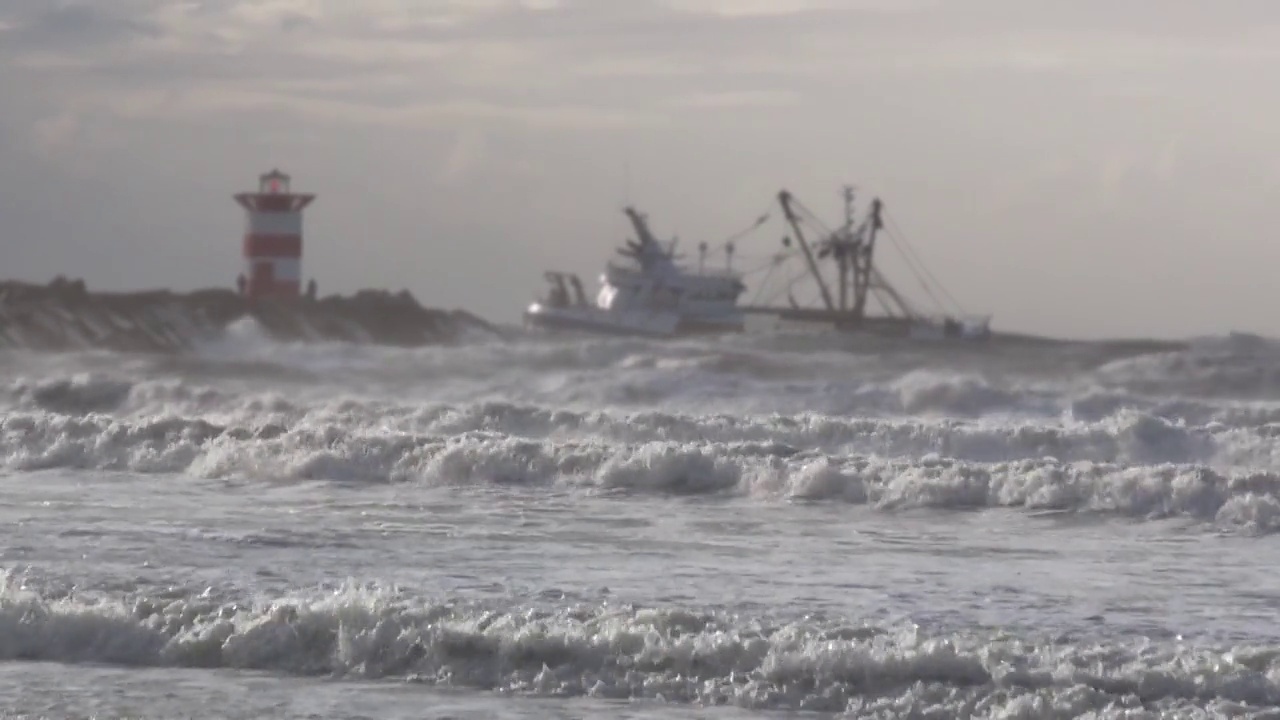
[[524, 207, 748, 338]]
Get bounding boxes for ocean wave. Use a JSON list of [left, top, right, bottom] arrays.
[[2, 576, 1280, 714], [6, 330, 1280, 535], [9, 322, 1280, 425], [2, 409, 1279, 531], [12, 362, 1280, 433]]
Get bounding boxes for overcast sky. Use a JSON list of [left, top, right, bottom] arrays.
[[1, 0, 1278, 339]]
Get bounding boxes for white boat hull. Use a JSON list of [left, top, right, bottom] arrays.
[[524, 303, 743, 339], [525, 205, 750, 340]]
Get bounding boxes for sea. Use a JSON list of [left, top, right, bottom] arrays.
[[3, 318, 1280, 719]]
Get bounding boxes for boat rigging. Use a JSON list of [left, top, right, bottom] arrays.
[[738, 186, 992, 340], [522, 181, 991, 341]]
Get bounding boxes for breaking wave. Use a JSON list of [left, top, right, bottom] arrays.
[[3, 373, 1280, 531], [3, 574, 1280, 715], [7, 321, 1280, 715], [4, 329, 1280, 532]]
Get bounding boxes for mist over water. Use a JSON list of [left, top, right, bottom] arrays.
[[4, 321, 1280, 717]]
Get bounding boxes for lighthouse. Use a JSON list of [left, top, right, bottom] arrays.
[[233, 169, 315, 299]]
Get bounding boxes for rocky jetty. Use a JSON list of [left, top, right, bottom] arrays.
[[0, 277, 504, 353]]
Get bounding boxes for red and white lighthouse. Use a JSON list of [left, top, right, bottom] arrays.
[[233, 169, 315, 299]]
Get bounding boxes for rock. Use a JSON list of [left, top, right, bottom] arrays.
[[0, 277, 504, 353]]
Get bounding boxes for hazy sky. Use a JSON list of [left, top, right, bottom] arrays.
[[2, 0, 1278, 339]]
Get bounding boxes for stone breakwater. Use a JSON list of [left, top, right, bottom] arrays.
[[0, 278, 505, 353]]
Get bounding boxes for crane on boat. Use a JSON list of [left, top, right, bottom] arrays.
[[737, 186, 992, 340]]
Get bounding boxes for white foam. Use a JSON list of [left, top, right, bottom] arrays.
[[1, 577, 1278, 714], [0, 401, 1277, 531]]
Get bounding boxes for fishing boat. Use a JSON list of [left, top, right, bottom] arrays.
[[523, 207, 751, 338], [740, 186, 992, 341]]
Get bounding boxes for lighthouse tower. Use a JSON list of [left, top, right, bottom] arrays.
[[233, 169, 315, 299]]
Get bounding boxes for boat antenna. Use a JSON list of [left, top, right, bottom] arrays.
[[622, 157, 631, 208]]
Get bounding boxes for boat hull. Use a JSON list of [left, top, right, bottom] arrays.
[[524, 303, 743, 339], [743, 307, 991, 342]]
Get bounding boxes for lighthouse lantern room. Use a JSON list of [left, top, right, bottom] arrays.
[[233, 169, 315, 299]]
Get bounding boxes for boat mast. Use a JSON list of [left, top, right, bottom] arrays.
[[851, 198, 883, 320], [778, 190, 836, 312], [623, 207, 660, 249], [619, 206, 674, 271], [836, 186, 855, 312], [750, 184, 979, 334]]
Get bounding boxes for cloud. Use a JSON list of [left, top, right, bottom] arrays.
[[5, 1, 1276, 170], [30, 111, 80, 156], [2, 0, 1280, 336], [6, 0, 1276, 143], [663, 0, 936, 16], [667, 89, 800, 109], [438, 128, 489, 185], [2, 2, 686, 133], [3, 1, 159, 48]]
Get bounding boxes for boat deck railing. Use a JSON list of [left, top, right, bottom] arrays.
[[605, 262, 742, 281]]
